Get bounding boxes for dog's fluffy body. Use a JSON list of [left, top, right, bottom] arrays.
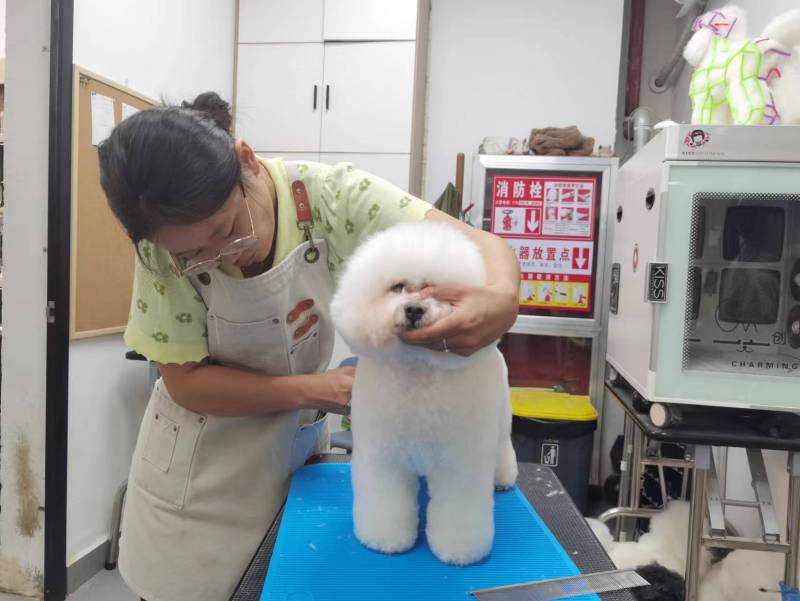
[[331, 221, 517, 565], [588, 503, 712, 580]]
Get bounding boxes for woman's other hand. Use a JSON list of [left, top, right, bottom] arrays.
[[305, 366, 356, 414]]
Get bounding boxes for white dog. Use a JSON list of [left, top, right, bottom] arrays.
[[330, 221, 518, 565]]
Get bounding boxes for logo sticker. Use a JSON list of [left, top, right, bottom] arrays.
[[646, 262, 669, 303], [541, 442, 559, 467], [684, 129, 710, 148]]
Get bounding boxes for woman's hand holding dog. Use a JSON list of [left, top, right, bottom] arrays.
[[303, 366, 355, 414], [399, 283, 518, 356]]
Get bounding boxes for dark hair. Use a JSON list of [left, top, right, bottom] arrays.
[[98, 91, 240, 250]]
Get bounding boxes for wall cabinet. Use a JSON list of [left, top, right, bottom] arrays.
[[234, 0, 428, 194]]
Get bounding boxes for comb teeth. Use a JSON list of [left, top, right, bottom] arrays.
[[470, 568, 649, 601]]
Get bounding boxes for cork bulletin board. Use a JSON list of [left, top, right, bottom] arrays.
[[70, 67, 156, 339]]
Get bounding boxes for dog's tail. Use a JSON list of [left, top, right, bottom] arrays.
[[763, 9, 800, 49]]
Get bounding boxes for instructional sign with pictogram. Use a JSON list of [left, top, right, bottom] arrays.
[[489, 173, 599, 314]]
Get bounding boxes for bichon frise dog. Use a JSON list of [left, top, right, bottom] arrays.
[[330, 221, 518, 566]]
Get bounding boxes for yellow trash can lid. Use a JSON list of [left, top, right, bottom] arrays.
[[511, 387, 598, 422]]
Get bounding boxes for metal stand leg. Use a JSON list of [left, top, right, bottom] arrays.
[[746, 449, 781, 543], [624, 425, 645, 540], [680, 463, 690, 501], [707, 451, 726, 537], [615, 413, 635, 541], [685, 445, 710, 601], [786, 452, 800, 587], [657, 462, 669, 508], [105, 480, 128, 570], [718, 447, 728, 501]]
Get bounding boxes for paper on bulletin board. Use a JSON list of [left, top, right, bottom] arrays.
[[489, 174, 598, 314], [90, 92, 116, 145], [121, 103, 140, 122]]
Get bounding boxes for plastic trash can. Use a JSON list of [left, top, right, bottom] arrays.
[[510, 388, 598, 514]]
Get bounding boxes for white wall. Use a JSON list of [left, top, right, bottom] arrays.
[[74, 0, 235, 103], [423, 0, 625, 204], [65, 342, 151, 567], [0, 0, 50, 595], [0, 0, 7, 58], [67, 0, 236, 571], [637, 0, 685, 124]]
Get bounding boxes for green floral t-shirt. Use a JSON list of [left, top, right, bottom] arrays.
[[124, 158, 432, 364]]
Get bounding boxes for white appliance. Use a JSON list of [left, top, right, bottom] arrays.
[[607, 124, 800, 411]]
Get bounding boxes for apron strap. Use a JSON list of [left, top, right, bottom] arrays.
[[285, 161, 320, 264]]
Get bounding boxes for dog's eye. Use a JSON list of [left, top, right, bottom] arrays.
[[390, 283, 405, 293]]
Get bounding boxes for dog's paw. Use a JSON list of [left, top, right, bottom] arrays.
[[494, 441, 518, 489], [426, 518, 493, 566], [354, 508, 418, 554], [494, 463, 518, 490]]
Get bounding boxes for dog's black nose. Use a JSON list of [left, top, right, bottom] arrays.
[[405, 304, 426, 325]]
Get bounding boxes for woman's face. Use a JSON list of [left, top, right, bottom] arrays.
[[153, 141, 277, 270]]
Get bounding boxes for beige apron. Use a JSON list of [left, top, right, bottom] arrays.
[[119, 163, 334, 601]]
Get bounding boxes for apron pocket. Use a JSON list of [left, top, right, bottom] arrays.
[[132, 383, 205, 510], [208, 314, 291, 375], [289, 329, 323, 374], [142, 412, 179, 472]]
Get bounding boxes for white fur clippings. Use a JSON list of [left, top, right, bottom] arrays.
[[330, 221, 518, 566]]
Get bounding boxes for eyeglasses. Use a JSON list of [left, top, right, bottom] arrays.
[[173, 183, 259, 278]]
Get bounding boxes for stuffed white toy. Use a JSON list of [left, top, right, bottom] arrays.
[[684, 5, 800, 125], [330, 221, 518, 566], [765, 9, 800, 125]]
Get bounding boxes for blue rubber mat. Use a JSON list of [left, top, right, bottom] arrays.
[[261, 463, 598, 601]]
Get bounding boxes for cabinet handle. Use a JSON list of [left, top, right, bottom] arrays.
[[313, 85, 318, 110], [325, 85, 330, 111]]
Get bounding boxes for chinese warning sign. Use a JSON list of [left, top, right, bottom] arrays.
[[489, 174, 598, 313]]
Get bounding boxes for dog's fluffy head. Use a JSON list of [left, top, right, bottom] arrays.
[[330, 221, 487, 368]]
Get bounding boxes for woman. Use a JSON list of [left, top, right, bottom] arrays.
[[99, 92, 519, 601]]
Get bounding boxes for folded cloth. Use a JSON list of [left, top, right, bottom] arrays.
[[566, 136, 595, 156], [529, 125, 595, 156]]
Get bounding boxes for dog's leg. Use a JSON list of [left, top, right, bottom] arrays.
[[352, 456, 419, 554], [495, 437, 518, 490], [425, 466, 495, 565], [495, 385, 518, 489]]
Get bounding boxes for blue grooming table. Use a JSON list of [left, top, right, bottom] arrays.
[[231, 458, 635, 601], [261, 463, 597, 601]]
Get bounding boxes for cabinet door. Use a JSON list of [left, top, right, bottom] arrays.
[[323, 0, 418, 40], [320, 42, 415, 153], [235, 44, 323, 152], [319, 153, 410, 191], [238, 0, 323, 43]]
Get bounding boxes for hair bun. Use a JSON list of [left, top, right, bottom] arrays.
[[183, 92, 233, 134]]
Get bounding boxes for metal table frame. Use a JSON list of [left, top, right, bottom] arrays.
[[231, 457, 636, 601], [601, 381, 800, 601]]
